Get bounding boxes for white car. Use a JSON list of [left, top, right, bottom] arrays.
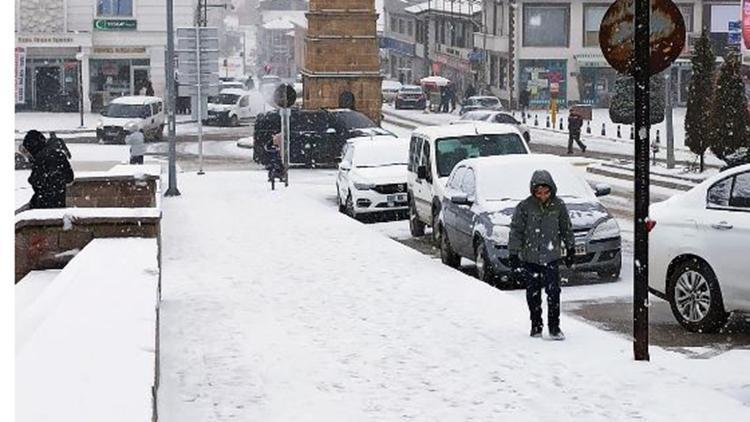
[[205, 88, 262, 126], [336, 137, 410, 219], [96, 96, 165, 143], [382, 80, 403, 103], [649, 164, 750, 333], [453, 110, 532, 144]]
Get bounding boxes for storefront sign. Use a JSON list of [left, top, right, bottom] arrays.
[[380, 37, 415, 57], [16, 33, 92, 48], [432, 53, 471, 72], [93, 19, 137, 31], [93, 46, 147, 55], [15, 47, 26, 104]]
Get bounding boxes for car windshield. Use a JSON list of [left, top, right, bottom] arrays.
[[436, 134, 527, 177], [104, 104, 149, 118], [468, 98, 499, 107], [336, 111, 377, 129], [211, 94, 240, 105], [401, 87, 422, 93], [460, 111, 492, 121], [492, 114, 518, 124], [353, 141, 409, 168], [479, 163, 593, 201]]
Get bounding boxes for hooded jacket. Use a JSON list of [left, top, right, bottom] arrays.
[[508, 170, 575, 265], [23, 130, 74, 209]]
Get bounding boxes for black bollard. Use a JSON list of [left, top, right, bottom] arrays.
[[546, 115, 550, 128], [534, 114, 539, 126], [656, 129, 660, 143], [601, 123, 606, 136], [586, 120, 591, 134], [559, 118, 564, 130], [522, 113, 527, 124], [630, 125, 634, 140], [617, 125, 621, 138]]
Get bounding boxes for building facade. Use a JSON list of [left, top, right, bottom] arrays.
[[15, 0, 196, 112], [382, 0, 427, 84], [302, 0, 382, 123], [256, 0, 308, 78]]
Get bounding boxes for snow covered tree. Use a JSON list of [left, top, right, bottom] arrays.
[[608, 74, 665, 125], [685, 31, 716, 172], [709, 54, 750, 161]]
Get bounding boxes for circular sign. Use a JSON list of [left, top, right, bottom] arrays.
[[599, 0, 686, 76], [273, 83, 296, 108]]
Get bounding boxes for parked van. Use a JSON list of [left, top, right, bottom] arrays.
[[96, 96, 165, 143], [205, 88, 261, 126], [407, 123, 531, 242]]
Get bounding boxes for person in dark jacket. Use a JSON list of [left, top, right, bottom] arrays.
[[519, 88, 530, 115], [465, 84, 477, 100], [145, 80, 155, 96], [48, 131, 72, 159], [508, 170, 576, 340], [567, 112, 586, 154], [22, 130, 75, 209]]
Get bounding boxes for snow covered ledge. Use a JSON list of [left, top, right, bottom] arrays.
[[15, 208, 161, 282], [16, 238, 160, 422], [67, 164, 162, 208]]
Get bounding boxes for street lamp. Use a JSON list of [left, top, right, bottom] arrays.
[[75, 50, 85, 128]]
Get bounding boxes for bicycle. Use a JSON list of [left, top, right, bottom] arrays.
[[264, 144, 285, 190]]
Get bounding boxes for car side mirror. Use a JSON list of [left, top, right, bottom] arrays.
[[326, 128, 337, 134], [451, 193, 472, 206], [594, 183, 611, 197], [417, 165, 427, 180]]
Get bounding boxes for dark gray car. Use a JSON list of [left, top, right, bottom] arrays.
[[437, 155, 621, 288]]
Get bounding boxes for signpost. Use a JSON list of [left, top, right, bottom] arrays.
[[177, 27, 220, 175], [15, 47, 26, 104], [165, 0, 180, 197], [600, 0, 685, 361], [273, 83, 297, 187]]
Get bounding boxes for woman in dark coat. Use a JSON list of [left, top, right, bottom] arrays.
[[22, 130, 74, 209]]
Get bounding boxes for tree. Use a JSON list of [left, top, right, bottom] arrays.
[[685, 31, 716, 172], [709, 54, 750, 161], [609, 74, 665, 125]]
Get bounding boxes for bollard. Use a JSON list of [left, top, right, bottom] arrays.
[[617, 125, 621, 138], [630, 125, 634, 140], [559, 118, 564, 130], [534, 114, 539, 126], [656, 129, 660, 143], [586, 120, 591, 134], [601, 123, 606, 136], [546, 115, 550, 128], [522, 113, 527, 124]]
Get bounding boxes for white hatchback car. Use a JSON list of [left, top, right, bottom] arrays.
[[336, 137, 410, 219], [96, 96, 165, 143], [649, 164, 750, 332]]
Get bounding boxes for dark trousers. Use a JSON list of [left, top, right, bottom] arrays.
[[130, 155, 144, 164], [567, 133, 586, 153], [524, 261, 561, 329]]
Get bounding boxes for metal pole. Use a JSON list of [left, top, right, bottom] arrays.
[[281, 107, 290, 186], [665, 67, 675, 169], [78, 52, 84, 128], [197, 26, 205, 175], [165, 0, 180, 196], [633, 0, 651, 361]]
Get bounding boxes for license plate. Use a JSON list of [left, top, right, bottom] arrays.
[[575, 245, 587, 255], [386, 194, 406, 204]]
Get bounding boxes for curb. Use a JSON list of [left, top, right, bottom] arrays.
[[586, 165, 693, 191]]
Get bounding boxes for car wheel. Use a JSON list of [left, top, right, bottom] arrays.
[[345, 192, 358, 220], [230, 115, 239, 127], [336, 185, 346, 213], [475, 239, 498, 285], [667, 259, 728, 333], [409, 200, 425, 237], [440, 228, 461, 268], [431, 207, 441, 245], [155, 124, 165, 142]]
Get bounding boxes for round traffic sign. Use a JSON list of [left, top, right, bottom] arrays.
[[273, 83, 297, 108], [599, 0, 686, 76]]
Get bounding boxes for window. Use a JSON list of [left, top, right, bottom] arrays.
[[449, 166, 467, 189], [391, 17, 397, 32], [707, 177, 733, 207], [407, 21, 413, 37], [409, 136, 422, 171], [677, 4, 694, 33], [490, 55, 499, 87], [583, 5, 608, 47], [492, 2, 504, 36], [523, 5, 569, 47], [730, 172, 750, 208], [435, 134, 527, 177], [97, 0, 133, 17], [498, 57, 507, 89], [421, 141, 432, 182], [493, 114, 520, 124], [460, 169, 476, 196], [239, 96, 249, 107], [399, 19, 405, 34]]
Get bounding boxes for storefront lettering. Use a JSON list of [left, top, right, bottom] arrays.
[[17, 36, 75, 44], [93, 47, 147, 54]]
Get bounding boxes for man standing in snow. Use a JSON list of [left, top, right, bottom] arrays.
[[508, 170, 576, 340], [124, 123, 146, 164], [22, 130, 74, 209]]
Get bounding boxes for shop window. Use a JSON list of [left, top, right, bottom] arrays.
[[677, 4, 694, 32], [391, 17, 397, 32], [490, 55, 499, 87], [523, 5, 569, 47], [583, 5, 607, 47], [498, 58, 507, 89], [399, 19, 405, 34], [408, 21, 413, 37], [97, 0, 133, 17]]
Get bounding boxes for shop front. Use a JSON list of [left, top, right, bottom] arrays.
[[519, 59, 567, 109], [432, 52, 471, 97], [88, 46, 152, 112]]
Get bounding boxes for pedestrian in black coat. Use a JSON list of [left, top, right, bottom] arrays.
[[465, 84, 477, 100], [567, 112, 586, 154], [48, 132, 72, 159], [22, 130, 75, 209], [145, 80, 155, 96]]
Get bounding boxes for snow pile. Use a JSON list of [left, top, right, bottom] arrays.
[[157, 170, 750, 421]]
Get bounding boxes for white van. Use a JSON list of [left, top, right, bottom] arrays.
[[96, 96, 165, 143], [205, 88, 263, 126], [407, 123, 531, 242]]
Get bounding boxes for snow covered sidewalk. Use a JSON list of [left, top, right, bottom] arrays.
[[157, 171, 750, 421]]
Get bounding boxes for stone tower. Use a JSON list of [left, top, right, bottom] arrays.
[[302, 0, 382, 123]]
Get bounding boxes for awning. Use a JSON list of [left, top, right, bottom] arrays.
[[574, 54, 609, 67]]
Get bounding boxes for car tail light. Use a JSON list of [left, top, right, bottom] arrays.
[[645, 218, 656, 233]]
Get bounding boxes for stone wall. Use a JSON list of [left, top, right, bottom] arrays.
[[304, 76, 383, 124], [18, 0, 65, 33], [67, 177, 158, 208]]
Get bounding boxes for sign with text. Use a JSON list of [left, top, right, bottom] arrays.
[[94, 19, 137, 31], [15, 47, 26, 104]]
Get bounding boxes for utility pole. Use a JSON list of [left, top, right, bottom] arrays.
[[665, 66, 675, 169], [165, 0, 180, 196]]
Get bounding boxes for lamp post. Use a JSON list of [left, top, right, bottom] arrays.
[[76, 50, 85, 128]]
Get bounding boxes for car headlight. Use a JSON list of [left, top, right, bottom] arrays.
[[591, 218, 620, 241], [353, 181, 375, 190], [96, 120, 104, 129], [489, 225, 510, 245]]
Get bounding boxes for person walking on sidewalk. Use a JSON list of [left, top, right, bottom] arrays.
[[508, 170, 576, 340], [48, 131, 71, 159], [22, 130, 74, 209], [567, 112, 586, 154], [124, 123, 146, 164]]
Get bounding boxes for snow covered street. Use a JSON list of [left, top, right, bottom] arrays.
[[157, 170, 750, 421]]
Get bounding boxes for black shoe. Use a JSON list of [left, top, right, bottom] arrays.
[[548, 327, 565, 341], [530, 326, 543, 338], [567, 150, 574, 155], [581, 145, 587, 153]]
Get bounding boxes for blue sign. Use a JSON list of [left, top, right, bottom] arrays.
[[728, 31, 742, 45], [380, 37, 415, 57], [729, 20, 741, 32]]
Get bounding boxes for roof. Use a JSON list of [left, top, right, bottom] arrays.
[[466, 154, 565, 172], [347, 135, 403, 144], [413, 122, 521, 139], [405, 0, 482, 16], [110, 96, 162, 105]]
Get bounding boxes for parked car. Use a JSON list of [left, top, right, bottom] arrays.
[[382, 80, 403, 103], [407, 123, 530, 243], [438, 154, 620, 287], [454, 110, 531, 144], [649, 163, 750, 333], [220, 80, 246, 91], [395, 85, 426, 110], [336, 137, 410, 219], [340, 134, 399, 160], [720, 147, 750, 171], [460, 96, 503, 115], [253, 108, 395, 167], [96, 96, 165, 143], [205, 89, 257, 126]]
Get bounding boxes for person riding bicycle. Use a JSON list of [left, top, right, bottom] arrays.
[[264, 132, 284, 182]]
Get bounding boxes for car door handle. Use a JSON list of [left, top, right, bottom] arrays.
[[711, 221, 733, 230]]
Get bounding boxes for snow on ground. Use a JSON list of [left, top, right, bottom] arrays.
[[157, 170, 750, 421]]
